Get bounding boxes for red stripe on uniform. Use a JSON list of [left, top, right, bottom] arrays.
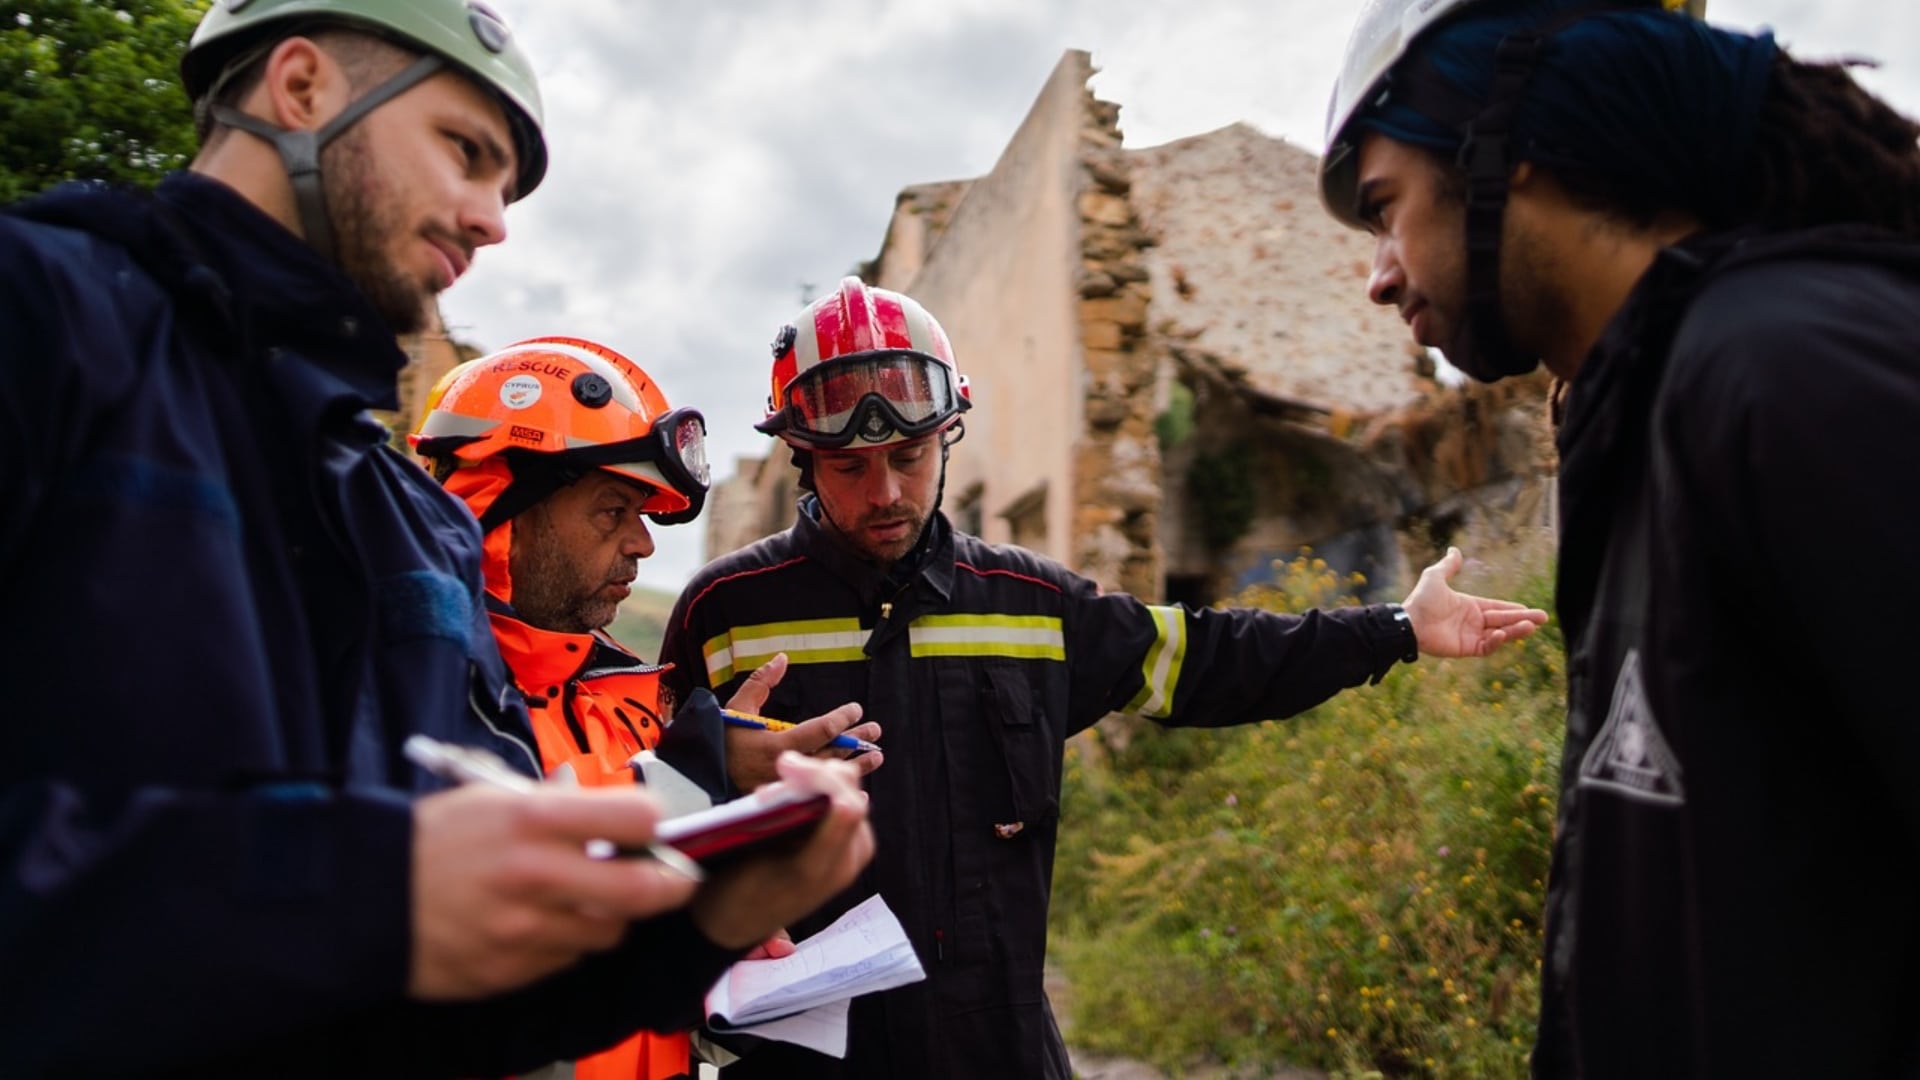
[[955, 561, 1064, 594], [681, 556, 811, 630]]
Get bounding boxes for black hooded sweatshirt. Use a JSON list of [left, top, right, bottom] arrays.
[[1535, 225, 1920, 1077]]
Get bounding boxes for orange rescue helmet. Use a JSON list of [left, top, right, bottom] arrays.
[[413, 336, 709, 528]]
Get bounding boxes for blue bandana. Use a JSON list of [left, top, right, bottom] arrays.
[[1360, 0, 1777, 220]]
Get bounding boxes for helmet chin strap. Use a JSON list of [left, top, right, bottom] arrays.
[[1433, 8, 1612, 383], [1444, 28, 1550, 383], [211, 53, 443, 263]]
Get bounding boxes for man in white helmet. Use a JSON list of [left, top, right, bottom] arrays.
[[1321, 0, 1920, 1072], [662, 277, 1549, 1079], [0, 2, 872, 1073]]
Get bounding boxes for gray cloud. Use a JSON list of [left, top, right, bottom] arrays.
[[443, 0, 1917, 592]]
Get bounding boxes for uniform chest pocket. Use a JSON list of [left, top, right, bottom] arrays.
[[977, 660, 1060, 833]]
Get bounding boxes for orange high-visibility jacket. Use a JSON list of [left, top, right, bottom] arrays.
[[449, 461, 693, 1080]]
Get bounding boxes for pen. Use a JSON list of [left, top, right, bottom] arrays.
[[403, 735, 705, 883], [721, 708, 879, 756]]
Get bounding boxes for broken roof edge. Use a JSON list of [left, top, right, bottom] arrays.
[[1125, 118, 1319, 160]]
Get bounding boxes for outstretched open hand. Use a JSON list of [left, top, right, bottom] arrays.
[[1401, 547, 1549, 658]]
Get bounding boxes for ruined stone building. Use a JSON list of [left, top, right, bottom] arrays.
[[707, 50, 1552, 605]]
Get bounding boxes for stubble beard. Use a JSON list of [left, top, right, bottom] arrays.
[[829, 503, 929, 568], [509, 516, 627, 635], [321, 125, 433, 334], [1493, 215, 1571, 364]]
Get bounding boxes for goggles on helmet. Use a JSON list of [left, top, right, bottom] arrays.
[[771, 351, 966, 449], [421, 407, 710, 529], [561, 406, 711, 525]]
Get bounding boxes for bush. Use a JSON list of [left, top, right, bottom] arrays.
[[1052, 543, 1563, 1077]]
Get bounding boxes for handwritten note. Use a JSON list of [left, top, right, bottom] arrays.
[[705, 895, 926, 1057]]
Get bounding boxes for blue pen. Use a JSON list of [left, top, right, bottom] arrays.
[[721, 708, 878, 755]]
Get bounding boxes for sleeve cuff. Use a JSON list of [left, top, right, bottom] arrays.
[[1365, 603, 1420, 684]]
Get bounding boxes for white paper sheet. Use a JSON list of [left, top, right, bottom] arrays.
[[704, 894, 927, 1056]]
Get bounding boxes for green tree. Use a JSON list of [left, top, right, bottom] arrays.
[[0, 0, 207, 203]]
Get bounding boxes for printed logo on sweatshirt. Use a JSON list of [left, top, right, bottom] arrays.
[[1578, 649, 1685, 807]]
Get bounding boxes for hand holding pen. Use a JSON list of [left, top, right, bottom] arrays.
[[720, 652, 885, 791], [404, 737, 706, 1001], [722, 709, 880, 755], [406, 735, 705, 882]]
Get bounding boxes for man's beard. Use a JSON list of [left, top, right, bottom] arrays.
[[320, 126, 432, 334], [825, 502, 931, 568], [510, 516, 632, 634]]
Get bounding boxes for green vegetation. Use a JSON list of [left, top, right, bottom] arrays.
[[607, 584, 679, 662], [1, 0, 207, 202], [1187, 442, 1258, 551], [1053, 545, 1562, 1077], [1155, 381, 1196, 449]]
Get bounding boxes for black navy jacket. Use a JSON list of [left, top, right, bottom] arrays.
[[663, 499, 1417, 1079], [1535, 227, 1920, 1077], [0, 174, 734, 1076]]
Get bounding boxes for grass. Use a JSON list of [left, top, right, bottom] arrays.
[[1051, 542, 1562, 1078], [606, 584, 679, 662]]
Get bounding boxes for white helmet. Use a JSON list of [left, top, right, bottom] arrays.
[[1319, 0, 1706, 228]]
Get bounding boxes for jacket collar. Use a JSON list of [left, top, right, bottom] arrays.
[[794, 494, 956, 609], [154, 172, 411, 410], [1562, 222, 1920, 458], [484, 595, 654, 691]]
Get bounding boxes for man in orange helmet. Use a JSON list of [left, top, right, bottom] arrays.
[[416, 336, 884, 1079]]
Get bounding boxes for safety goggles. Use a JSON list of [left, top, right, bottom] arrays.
[[548, 407, 710, 525], [775, 351, 967, 448]]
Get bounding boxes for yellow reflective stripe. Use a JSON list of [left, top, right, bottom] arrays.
[[1123, 604, 1187, 717], [703, 618, 868, 684], [908, 614, 1066, 661]]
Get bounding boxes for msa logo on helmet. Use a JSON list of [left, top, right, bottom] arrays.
[[508, 425, 543, 444], [500, 374, 543, 410]]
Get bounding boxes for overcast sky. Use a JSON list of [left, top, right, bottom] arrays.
[[444, 0, 1920, 592]]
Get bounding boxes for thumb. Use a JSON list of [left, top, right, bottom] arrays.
[[727, 653, 788, 714], [1424, 546, 1463, 584]]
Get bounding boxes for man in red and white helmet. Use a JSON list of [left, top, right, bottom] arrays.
[[662, 278, 1549, 1079], [752, 275, 971, 564]]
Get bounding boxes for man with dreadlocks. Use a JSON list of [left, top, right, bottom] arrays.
[[660, 277, 1549, 1078], [1321, 0, 1920, 1073]]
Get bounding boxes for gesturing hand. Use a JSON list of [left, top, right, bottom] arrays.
[[1401, 546, 1550, 658]]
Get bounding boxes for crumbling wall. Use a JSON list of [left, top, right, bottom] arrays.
[[1072, 92, 1161, 596], [889, 50, 1093, 568]]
